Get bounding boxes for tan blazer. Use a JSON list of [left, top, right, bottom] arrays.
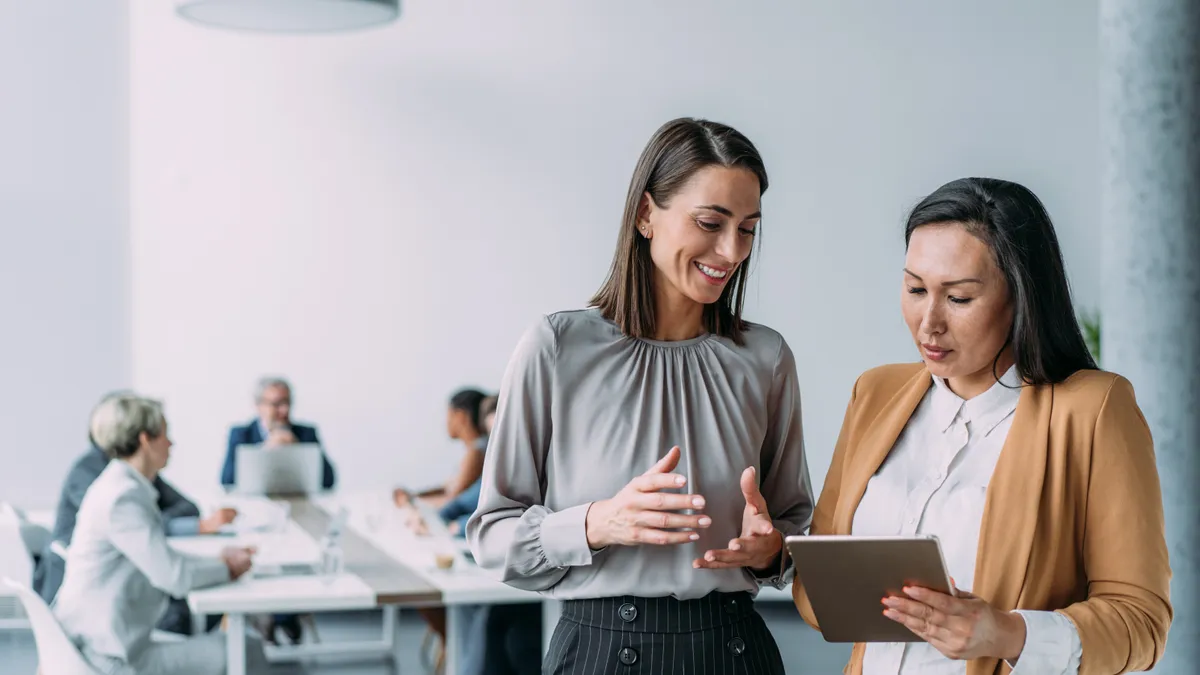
[[793, 363, 1172, 675]]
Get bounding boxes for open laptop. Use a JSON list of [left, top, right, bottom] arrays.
[[234, 443, 323, 496]]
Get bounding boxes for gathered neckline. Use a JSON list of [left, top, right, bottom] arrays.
[[632, 332, 713, 348], [581, 307, 715, 349]]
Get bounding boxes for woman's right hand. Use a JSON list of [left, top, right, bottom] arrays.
[[221, 546, 256, 580], [584, 447, 710, 549], [199, 507, 238, 534]]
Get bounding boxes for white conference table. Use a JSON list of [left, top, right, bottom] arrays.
[[184, 492, 440, 675], [183, 490, 794, 675]]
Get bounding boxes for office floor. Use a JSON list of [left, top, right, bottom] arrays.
[[0, 604, 850, 674]]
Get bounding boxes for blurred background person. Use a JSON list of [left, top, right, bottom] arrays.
[[220, 376, 335, 490], [404, 390, 494, 673], [220, 375, 334, 644], [410, 394, 541, 675], [52, 393, 264, 675], [438, 394, 496, 537], [394, 387, 490, 510], [34, 391, 237, 635]]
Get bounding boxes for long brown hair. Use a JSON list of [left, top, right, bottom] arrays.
[[589, 118, 768, 344]]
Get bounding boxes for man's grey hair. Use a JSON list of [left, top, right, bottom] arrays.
[[89, 392, 167, 460], [254, 376, 292, 402]]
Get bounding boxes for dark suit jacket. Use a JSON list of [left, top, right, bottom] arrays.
[[33, 446, 201, 604], [220, 420, 336, 489]]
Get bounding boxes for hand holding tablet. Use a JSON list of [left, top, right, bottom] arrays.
[[785, 535, 956, 643]]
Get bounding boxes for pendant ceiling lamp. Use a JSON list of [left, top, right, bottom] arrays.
[[176, 0, 399, 33]]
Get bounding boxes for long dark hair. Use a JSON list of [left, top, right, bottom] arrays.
[[449, 388, 488, 436], [590, 117, 768, 345], [905, 177, 1096, 385]]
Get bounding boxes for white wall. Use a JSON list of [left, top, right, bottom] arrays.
[[130, 1, 1100, 499], [0, 2, 129, 508]]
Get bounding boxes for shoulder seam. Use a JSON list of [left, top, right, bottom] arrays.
[[541, 313, 560, 367]]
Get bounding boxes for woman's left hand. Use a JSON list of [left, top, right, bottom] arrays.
[[693, 467, 782, 572], [882, 583, 1027, 661]]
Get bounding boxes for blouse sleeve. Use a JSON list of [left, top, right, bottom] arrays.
[[754, 336, 815, 587], [793, 373, 860, 630], [466, 316, 597, 592]]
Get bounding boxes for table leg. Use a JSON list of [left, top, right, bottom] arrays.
[[446, 605, 464, 675], [381, 605, 397, 650], [226, 612, 246, 675]]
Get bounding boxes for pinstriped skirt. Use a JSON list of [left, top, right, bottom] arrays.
[[544, 591, 786, 675]]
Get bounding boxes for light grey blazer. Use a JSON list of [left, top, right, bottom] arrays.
[[52, 460, 230, 665]]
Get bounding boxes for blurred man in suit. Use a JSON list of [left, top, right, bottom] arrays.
[[220, 376, 335, 489], [220, 376, 334, 644]]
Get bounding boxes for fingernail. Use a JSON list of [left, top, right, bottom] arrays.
[[698, 517, 712, 526], [675, 476, 686, 486], [705, 553, 714, 561], [689, 533, 699, 541], [692, 497, 705, 507], [730, 542, 740, 551]]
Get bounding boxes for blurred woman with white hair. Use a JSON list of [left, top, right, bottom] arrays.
[[53, 393, 265, 675]]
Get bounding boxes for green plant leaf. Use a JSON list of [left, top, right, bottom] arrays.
[[1079, 309, 1101, 365]]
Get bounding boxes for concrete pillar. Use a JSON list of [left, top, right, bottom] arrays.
[[1100, 1, 1199, 672]]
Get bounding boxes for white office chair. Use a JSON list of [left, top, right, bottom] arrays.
[[0, 502, 52, 559], [0, 503, 34, 629], [2, 578, 102, 675], [18, 515, 52, 560]]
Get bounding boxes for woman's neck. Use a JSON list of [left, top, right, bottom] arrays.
[[123, 455, 157, 482], [652, 279, 705, 342], [945, 349, 1016, 400]]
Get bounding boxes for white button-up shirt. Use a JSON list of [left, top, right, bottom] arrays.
[[853, 366, 1083, 674]]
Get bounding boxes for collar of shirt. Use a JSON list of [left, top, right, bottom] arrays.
[[115, 459, 160, 502], [929, 365, 1022, 437], [258, 418, 291, 439]]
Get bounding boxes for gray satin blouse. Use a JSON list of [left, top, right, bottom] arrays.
[[466, 308, 813, 601]]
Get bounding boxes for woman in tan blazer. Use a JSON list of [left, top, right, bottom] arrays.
[[794, 177, 1172, 675]]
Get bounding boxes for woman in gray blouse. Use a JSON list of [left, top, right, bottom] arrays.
[[467, 118, 814, 675]]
